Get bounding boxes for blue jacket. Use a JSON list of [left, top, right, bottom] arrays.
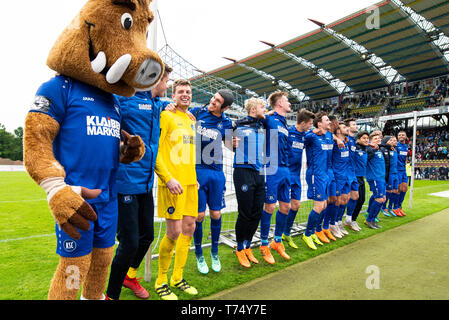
[[233, 116, 265, 172], [115, 91, 170, 194]]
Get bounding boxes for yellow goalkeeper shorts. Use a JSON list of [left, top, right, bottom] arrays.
[[157, 184, 198, 220]]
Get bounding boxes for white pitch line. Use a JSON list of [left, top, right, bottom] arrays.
[[0, 233, 55, 243], [0, 199, 46, 203]]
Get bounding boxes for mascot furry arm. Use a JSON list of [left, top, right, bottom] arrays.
[[24, 0, 164, 300]]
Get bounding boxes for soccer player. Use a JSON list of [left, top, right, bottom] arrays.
[[317, 115, 341, 243], [365, 131, 386, 229], [106, 65, 172, 300], [394, 131, 409, 216], [153, 79, 198, 300], [233, 97, 267, 268], [342, 118, 361, 231], [303, 112, 331, 250], [190, 89, 234, 274], [283, 109, 315, 249], [348, 131, 369, 231], [259, 90, 292, 264], [381, 136, 399, 217], [331, 122, 351, 235]]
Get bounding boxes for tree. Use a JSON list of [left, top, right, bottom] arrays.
[[0, 123, 23, 161]]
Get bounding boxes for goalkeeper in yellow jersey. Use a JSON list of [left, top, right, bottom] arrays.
[[154, 79, 198, 300]]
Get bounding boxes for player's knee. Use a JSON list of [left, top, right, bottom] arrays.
[[278, 202, 290, 213], [290, 200, 300, 211], [196, 212, 206, 222], [264, 203, 276, 214], [209, 210, 221, 220]]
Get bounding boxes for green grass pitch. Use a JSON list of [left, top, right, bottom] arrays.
[[1, 171, 448, 300]]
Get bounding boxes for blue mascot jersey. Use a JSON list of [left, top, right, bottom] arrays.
[[30, 75, 121, 204]]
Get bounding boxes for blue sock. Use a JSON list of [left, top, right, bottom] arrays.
[[383, 193, 390, 210], [260, 210, 272, 246], [368, 195, 374, 211], [367, 201, 376, 221], [284, 209, 298, 236], [388, 193, 396, 210], [368, 200, 382, 221], [194, 221, 203, 257], [244, 239, 251, 249], [237, 241, 244, 252], [305, 210, 319, 237], [346, 198, 357, 217], [373, 201, 383, 220], [337, 204, 346, 222], [324, 203, 336, 229], [315, 209, 325, 233], [274, 211, 288, 243], [330, 203, 338, 226], [397, 191, 406, 209], [210, 217, 221, 255]]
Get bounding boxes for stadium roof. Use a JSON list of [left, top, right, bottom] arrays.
[[203, 0, 449, 102]]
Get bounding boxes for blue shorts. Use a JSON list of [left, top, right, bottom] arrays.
[[307, 173, 329, 201], [348, 174, 359, 192], [387, 173, 399, 191], [335, 177, 350, 196], [290, 176, 302, 201], [265, 166, 291, 203], [368, 180, 386, 199], [397, 171, 408, 184], [197, 167, 226, 212], [56, 199, 118, 258]]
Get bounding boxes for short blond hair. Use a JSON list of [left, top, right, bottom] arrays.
[[267, 90, 288, 108], [244, 97, 265, 114]]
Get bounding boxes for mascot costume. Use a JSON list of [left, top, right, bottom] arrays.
[[23, 0, 164, 300]]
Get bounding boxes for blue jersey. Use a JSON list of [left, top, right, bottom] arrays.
[[396, 142, 408, 172], [304, 131, 328, 179], [332, 140, 350, 181], [354, 144, 368, 177], [389, 149, 398, 175], [30, 75, 121, 204], [287, 125, 306, 180], [233, 116, 265, 172], [347, 135, 357, 177], [324, 131, 335, 180], [366, 146, 385, 182], [116, 90, 170, 194], [262, 112, 289, 169], [191, 106, 233, 171]]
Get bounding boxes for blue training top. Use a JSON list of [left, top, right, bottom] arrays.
[[190, 106, 233, 172], [396, 141, 408, 172], [287, 125, 307, 183], [304, 130, 329, 179], [30, 75, 121, 203], [233, 116, 265, 172], [332, 140, 350, 182], [262, 112, 289, 170], [354, 143, 368, 178], [115, 90, 170, 194], [366, 146, 386, 181]]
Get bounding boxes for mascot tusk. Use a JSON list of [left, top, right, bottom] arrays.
[[90, 51, 107, 73], [106, 54, 132, 84]]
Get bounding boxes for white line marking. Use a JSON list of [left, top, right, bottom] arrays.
[[0, 199, 46, 203], [0, 233, 55, 243]]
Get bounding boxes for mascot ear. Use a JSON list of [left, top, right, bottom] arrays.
[[47, 0, 164, 97]]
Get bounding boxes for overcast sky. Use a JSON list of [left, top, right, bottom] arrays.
[[0, 0, 377, 132]]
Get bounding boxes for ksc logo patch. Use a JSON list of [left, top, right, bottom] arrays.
[[63, 240, 77, 253], [241, 184, 248, 192], [167, 207, 175, 214]]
